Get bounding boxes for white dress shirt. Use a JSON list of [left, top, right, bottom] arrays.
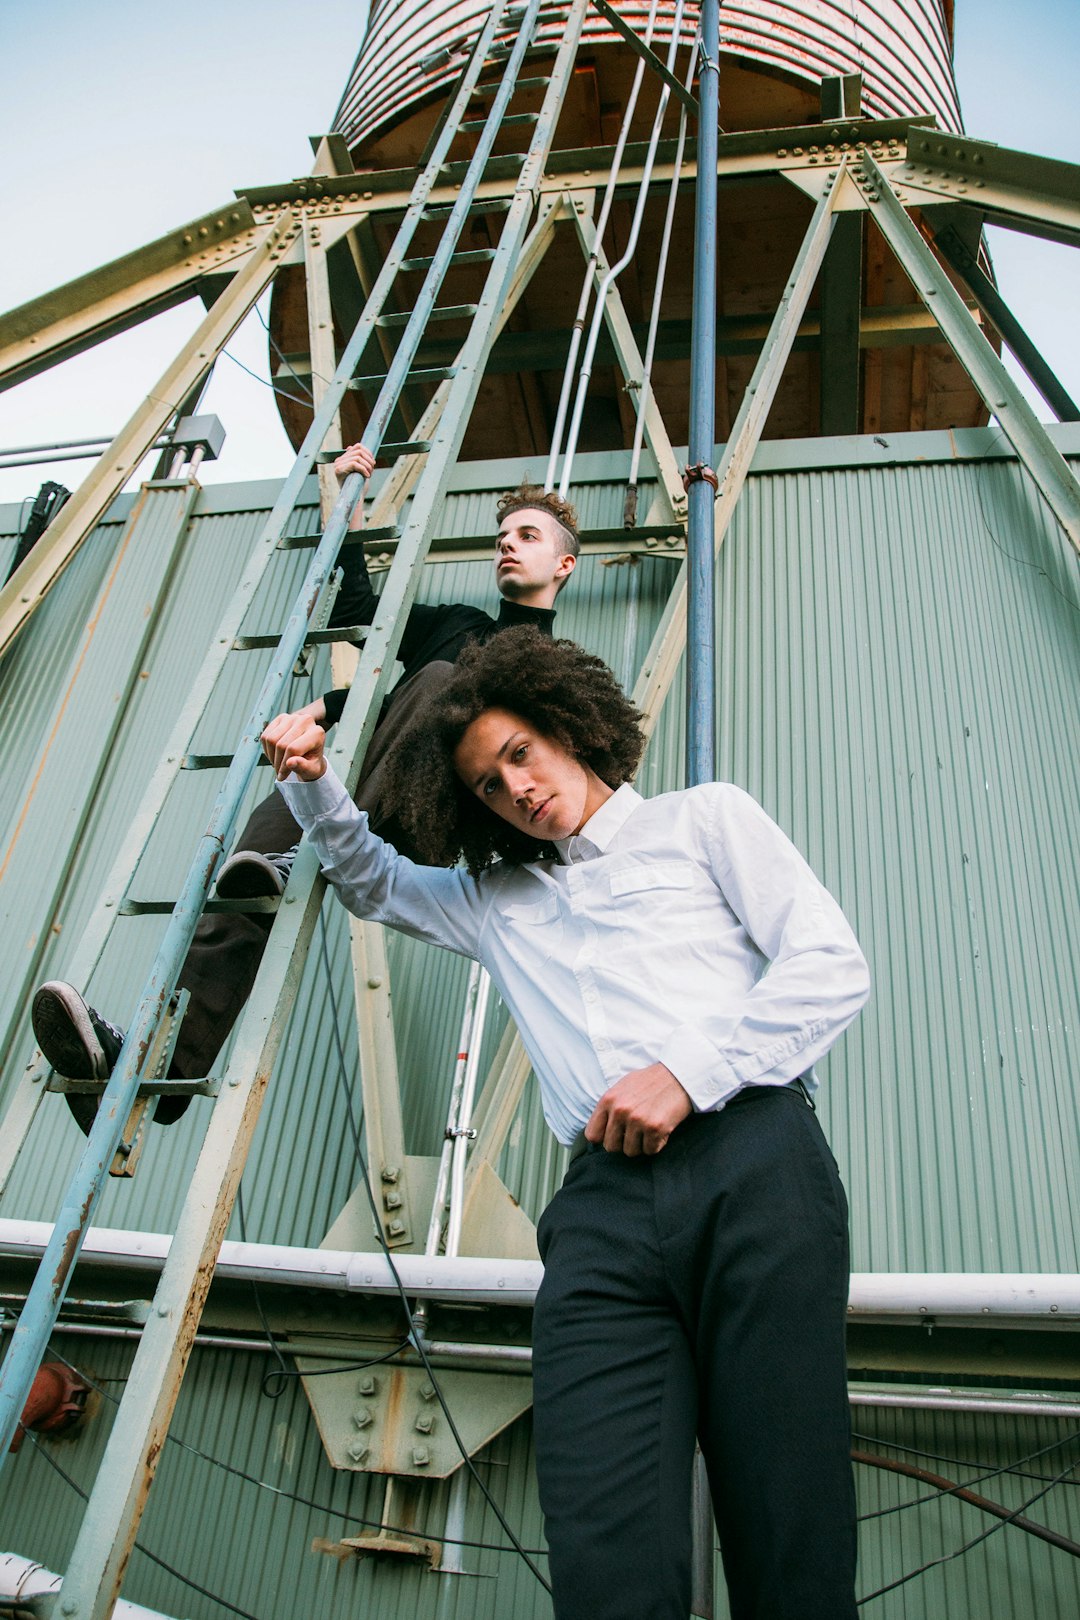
[[279, 766, 870, 1146]]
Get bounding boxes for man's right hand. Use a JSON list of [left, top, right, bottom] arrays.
[[262, 705, 328, 782], [334, 443, 376, 482]]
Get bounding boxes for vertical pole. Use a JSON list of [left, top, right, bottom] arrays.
[[686, 0, 720, 786]]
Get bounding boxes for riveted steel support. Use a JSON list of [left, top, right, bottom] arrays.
[[859, 151, 1080, 558], [632, 165, 847, 731], [0, 213, 295, 659]]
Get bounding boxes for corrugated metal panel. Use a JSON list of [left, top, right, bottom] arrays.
[[1, 430, 1078, 1617], [335, 0, 961, 151]]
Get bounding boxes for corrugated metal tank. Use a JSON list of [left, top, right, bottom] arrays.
[[335, 0, 961, 150], [273, 0, 986, 460]]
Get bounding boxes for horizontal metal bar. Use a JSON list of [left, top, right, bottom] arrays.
[[349, 367, 456, 389], [899, 130, 1080, 248], [231, 622, 367, 648], [460, 113, 538, 132], [118, 897, 279, 915], [180, 753, 271, 770], [3, 1221, 1080, 1323], [588, 0, 697, 114], [399, 248, 496, 271], [44, 1077, 219, 1099], [377, 304, 478, 327], [275, 523, 399, 551], [421, 197, 512, 219], [470, 75, 550, 96]]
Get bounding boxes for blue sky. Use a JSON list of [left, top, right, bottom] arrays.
[[0, 0, 1077, 510]]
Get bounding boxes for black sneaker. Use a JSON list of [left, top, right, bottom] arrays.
[[215, 845, 297, 900], [32, 982, 124, 1135], [31, 980, 190, 1132]]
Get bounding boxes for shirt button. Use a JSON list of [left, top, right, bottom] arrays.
[[585, 990, 598, 1004]]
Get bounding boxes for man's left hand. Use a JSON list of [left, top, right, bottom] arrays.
[[585, 1063, 693, 1157]]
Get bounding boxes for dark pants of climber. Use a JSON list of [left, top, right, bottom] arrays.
[[532, 1086, 857, 1620], [170, 662, 453, 1083]]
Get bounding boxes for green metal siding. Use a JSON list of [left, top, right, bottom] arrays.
[[1, 427, 1079, 1617]]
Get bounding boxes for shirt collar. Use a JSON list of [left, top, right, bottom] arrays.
[[496, 600, 556, 635], [554, 783, 643, 865]]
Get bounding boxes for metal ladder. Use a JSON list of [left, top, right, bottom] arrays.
[[0, 0, 590, 1608]]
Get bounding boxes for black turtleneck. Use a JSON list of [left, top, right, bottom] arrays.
[[321, 548, 556, 730]]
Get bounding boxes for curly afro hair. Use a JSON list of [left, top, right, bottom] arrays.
[[379, 627, 645, 874]]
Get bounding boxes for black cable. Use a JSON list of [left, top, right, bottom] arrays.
[[315, 908, 553, 1593], [219, 346, 314, 410], [854, 1423, 1080, 1522], [24, 1431, 266, 1620], [42, 1341, 549, 1559], [255, 303, 319, 403], [969, 426, 1079, 615], [855, 1445, 1080, 1606]]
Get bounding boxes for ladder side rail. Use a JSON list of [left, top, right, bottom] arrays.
[[358, 0, 546, 460], [52, 12, 591, 1607], [0, 12, 546, 1191]]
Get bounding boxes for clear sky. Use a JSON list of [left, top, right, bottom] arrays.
[[1, 0, 1077, 514]]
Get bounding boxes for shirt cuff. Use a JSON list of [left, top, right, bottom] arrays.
[[277, 763, 350, 827], [658, 1024, 740, 1111]]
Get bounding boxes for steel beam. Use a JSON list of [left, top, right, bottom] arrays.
[[0, 202, 259, 391], [0, 213, 295, 659], [931, 222, 1080, 424], [588, 0, 697, 114], [859, 151, 1080, 557], [633, 168, 846, 730], [819, 213, 863, 434], [896, 131, 1080, 249]]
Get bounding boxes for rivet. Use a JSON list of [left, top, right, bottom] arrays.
[[415, 1413, 435, 1433], [792, 146, 804, 156], [777, 147, 788, 157], [420, 1382, 437, 1401], [411, 1445, 431, 1467], [348, 1440, 370, 1463], [381, 1165, 400, 1184], [353, 1406, 374, 1428], [358, 1375, 378, 1395], [367, 976, 383, 989]]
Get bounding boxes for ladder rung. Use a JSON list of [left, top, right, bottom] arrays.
[[182, 754, 271, 770], [47, 1076, 219, 1098], [120, 897, 281, 915], [380, 440, 432, 457], [459, 113, 539, 132], [399, 248, 496, 272], [470, 76, 549, 96], [350, 367, 456, 390], [231, 624, 369, 650], [276, 523, 400, 552], [377, 305, 477, 327], [421, 198, 511, 220]]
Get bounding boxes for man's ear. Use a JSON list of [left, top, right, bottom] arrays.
[[555, 552, 576, 584]]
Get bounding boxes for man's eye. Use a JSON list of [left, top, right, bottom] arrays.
[[483, 778, 499, 796], [513, 744, 528, 763]]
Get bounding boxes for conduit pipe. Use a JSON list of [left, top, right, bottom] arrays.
[[556, 1, 692, 499], [445, 968, 493, 1259], [0, 1553, 181, 1619], [543, 0, 664, 492], [3, 1222, 1080, 1322]]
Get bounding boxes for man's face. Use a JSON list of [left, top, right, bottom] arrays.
[[453, 707, 609, 842], [494, 507, 575, 603]]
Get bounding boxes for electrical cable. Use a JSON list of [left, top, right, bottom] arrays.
[[218, 347, 314, 410], [855, 1445, 1080, 1606], [235, 1183, 411, 1396], [40, 1341, 549, 1560], [23, 1430, 266, 1620], [314, 908, 553, 1593], [854, 1423, 1080, 1521], [255, 303, 321, 403]]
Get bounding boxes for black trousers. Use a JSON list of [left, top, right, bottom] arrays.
[[169, 662, 454, 1080], [532, 1086, 857, 1620]]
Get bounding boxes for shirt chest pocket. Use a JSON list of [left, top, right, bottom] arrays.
[[603, 861, 698, 962], [500, 891, 561, 964]]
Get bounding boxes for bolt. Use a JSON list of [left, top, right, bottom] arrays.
[[415, 1412, 435, 1434], [384, 1191, 402, 1210], [420, 1381, 437, 1401], [411, 1445, 431, 1467], [348, 1439, 370, 1463], [388, 1219, 406, 1238], [353, 1406, 374, 1429], [381, 1165, 400, 1184], [358, 1375, 378, 1395]]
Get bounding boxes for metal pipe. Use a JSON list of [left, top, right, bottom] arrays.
[[543, 0, 664, 492], [685, 0, 720, 787], [445, 969, 493, 1258], [557, 2, 690, 498], [626, 65, 692, 521], [426, 961, 485, 1256], [6, 1221, 1080, 1321]]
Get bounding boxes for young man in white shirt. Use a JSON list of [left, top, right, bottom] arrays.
[[268, 626, 870, 1620]]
